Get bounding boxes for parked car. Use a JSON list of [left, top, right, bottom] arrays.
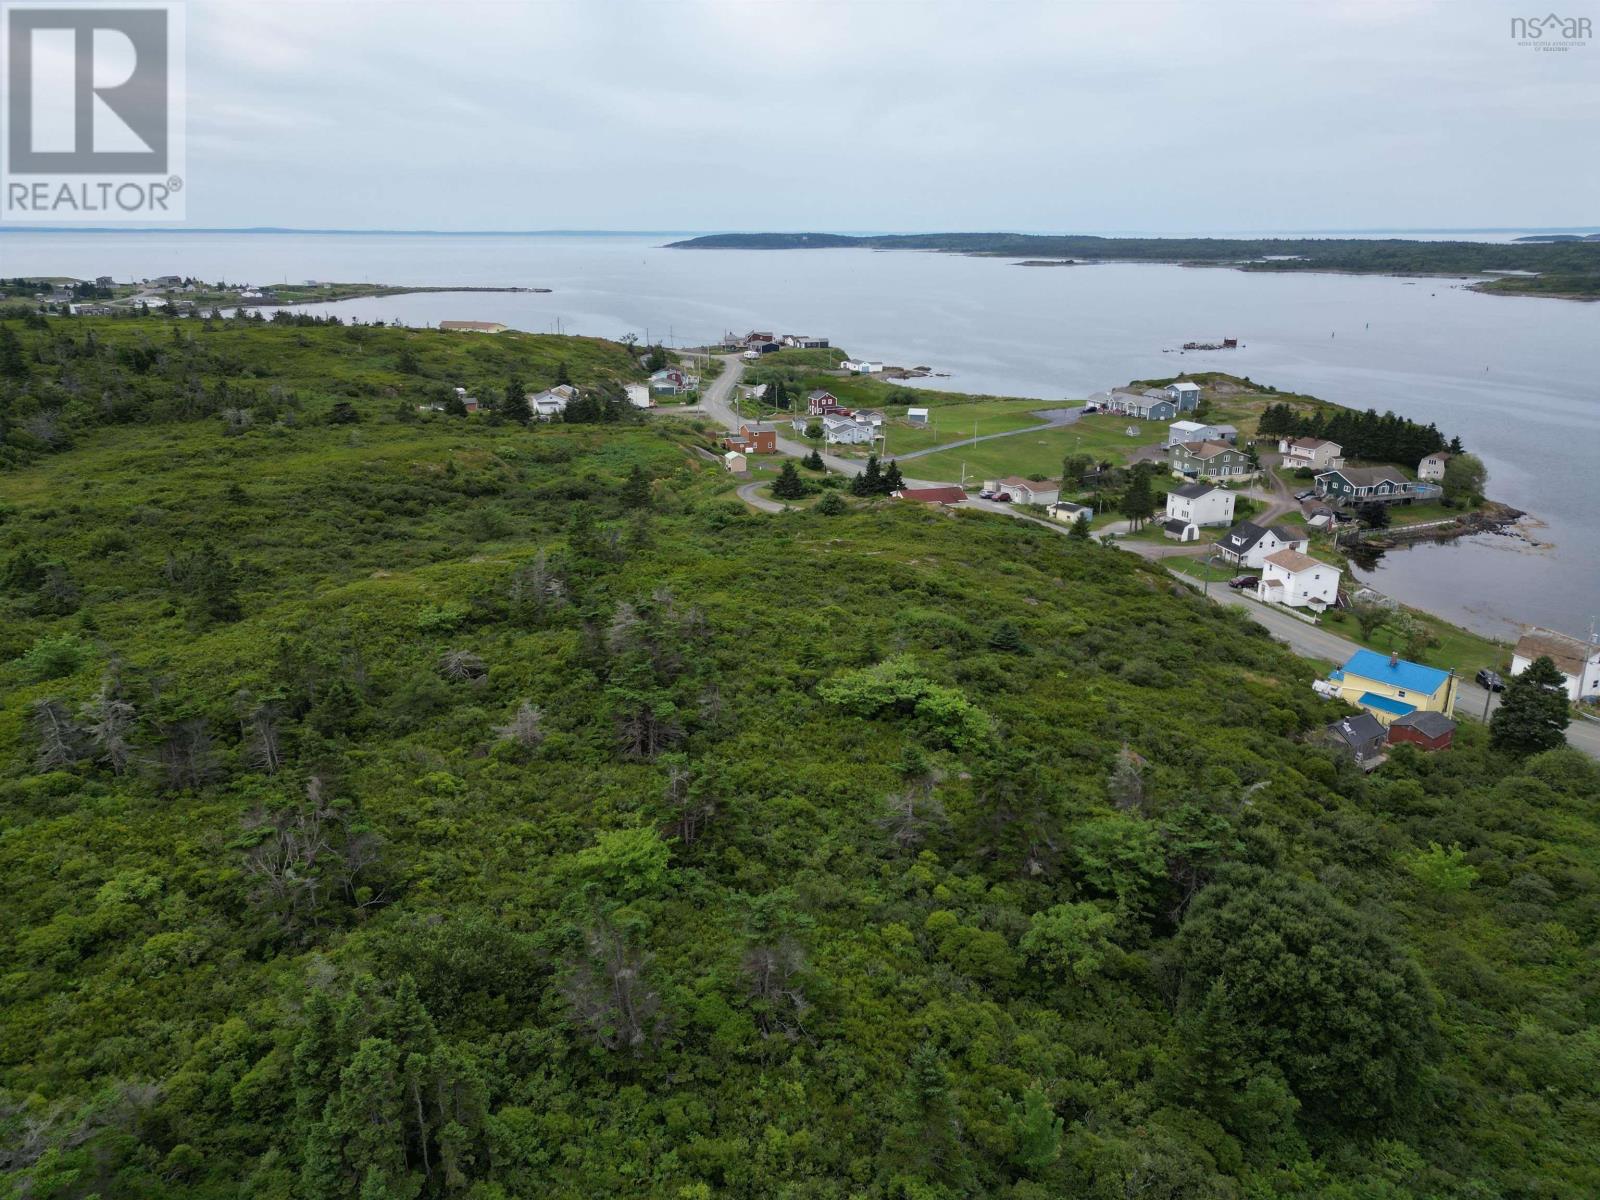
[[978, 490, 996, 499], [1227, 575, 1256, 589], [1295, 490, 1317, 501], [991, 492, 1012, 503], [1476, 668, 1504, 692]]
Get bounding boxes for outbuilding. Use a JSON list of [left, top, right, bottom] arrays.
[[1387, 711, 1457, 751]]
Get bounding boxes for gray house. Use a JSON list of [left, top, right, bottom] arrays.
[[1314, 465, 1422, 507], [1323, 712, 1389, 769]]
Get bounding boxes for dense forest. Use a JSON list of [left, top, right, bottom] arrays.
[[667, 234, 1600, 296], [2, 317, 1599, 1200]]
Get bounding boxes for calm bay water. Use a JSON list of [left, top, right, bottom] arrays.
[[3, 231, 1596, 640]]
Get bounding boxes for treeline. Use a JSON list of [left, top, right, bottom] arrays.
[[666, 231, 1600, 282], [1257, 401, 1455, 466]]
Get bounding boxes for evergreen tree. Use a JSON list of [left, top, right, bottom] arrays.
[[556, 360, 571, 385], [1069, 512, 1091, 540], [0, 326, 27, 378], [772, 460, 807, 500], [1490, 655, 1570, 754], [882, 460, 905, 494], [815, 491, 847, 515], [803, 449, 824, 471], [621, 464, 652, 508], [505, 376, 530, 424], [850, 455, 883, 497], [1117, 469, 1156, 528]]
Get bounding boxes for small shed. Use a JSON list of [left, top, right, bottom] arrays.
[[723, 450, 747, 473], [1387, 710, 1457, 752], [1324, 712, 1388, 769], [906, 407, 930, 426]]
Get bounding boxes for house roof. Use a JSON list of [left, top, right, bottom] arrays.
[[1391, 710, 1457, 738], [1221, 519, 1270, 552], [1171, 481, 1222, 500], [807, 389, 837, 402], [898, 486, 967, 504], [1175, 440, 1237, 459], [1328, 712, 1386, 747], [1168, 381, 1201, 392], [1514, 626, 1597, 676], [1170, 420, 1209, 433], [1264, 548, 1325, 573], [1319, 465, 1408, 487], [1359, 691, 1416, 717], [1161, 518, 1192, 534], [1286, 436, 1338, 452], [1340, 649, 1452, 695], [1421, 451, 1452, 463], [1050, 501, 1090, 515]]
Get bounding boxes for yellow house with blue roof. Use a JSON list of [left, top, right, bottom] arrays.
[[1329, 650, 1458, 725]]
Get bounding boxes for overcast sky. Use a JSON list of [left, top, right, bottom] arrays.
[[176, 0, 1597, 232]]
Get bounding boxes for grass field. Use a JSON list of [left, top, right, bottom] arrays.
[[1319, 606, 1509, 676], [879, 400, 1077, 457], [913, 414, 1164, 482]]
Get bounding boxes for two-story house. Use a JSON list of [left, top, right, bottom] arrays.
[[1170, 440, 1255, 481], [1213, 520, 1309, 569], [1328, 649, 1459, 725], [1278, 437, 1344, 472], [1160, 482, 1235, 541], [1257, 548, 1340, 610], [807, 389, 850, 417], [1418, 451, 1452, 481]]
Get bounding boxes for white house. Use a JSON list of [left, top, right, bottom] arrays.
[[1048, 501, 1093, 526], [822, 414, 875, 445], [1165, 481, 1235, 529], [906, 407, 930, 426], [1511, 627, 1600, 704], [625, 383, 653, 409], [1215, 520, 1310, 569], [1279, 437, 1344, 472], [840, 360, 883, 374], [1167, 420, 1221, 448], [723, 450, 747, 473], [527, 384, 578, 420], [1418, 451, 1452, 481], [984, 477, 1060, 505], [1257, 548, 1340, 610]]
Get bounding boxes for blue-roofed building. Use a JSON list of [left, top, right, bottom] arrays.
[[1330, 649, 1458, 725]]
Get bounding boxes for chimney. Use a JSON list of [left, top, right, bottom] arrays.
[[1389, 651, 1399, 668]]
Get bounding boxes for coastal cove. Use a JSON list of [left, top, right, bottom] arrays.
[[4, 230, 1596, 638]]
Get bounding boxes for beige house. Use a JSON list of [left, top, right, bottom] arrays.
[[984, 477, 1060, 505], [722, 450, 747, 473], [1279, 437, 1344, 472], [1418, 451, 1452, 481]]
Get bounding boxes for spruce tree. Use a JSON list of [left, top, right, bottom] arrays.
[[1490, 655, 1570, 754], [803, 449, 824, 471], [851, 455, 883, 497], [882, 460, 905, 494], [772, 460, 808, 500]]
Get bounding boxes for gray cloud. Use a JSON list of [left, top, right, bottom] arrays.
[[179, 0, 1600, 230]]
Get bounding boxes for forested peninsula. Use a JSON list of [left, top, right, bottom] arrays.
[[667, 233, 1600, 298]]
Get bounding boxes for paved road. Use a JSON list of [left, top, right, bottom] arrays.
[[1192, 576, 1600, 758], [684, 359, 1599, 760]]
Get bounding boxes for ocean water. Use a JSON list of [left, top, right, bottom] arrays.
[[3, 230, 1596, 639]]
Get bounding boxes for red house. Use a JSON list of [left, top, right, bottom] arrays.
[[807, 389, 850, 417], [721, 424, 778, 454], [1387, 710, 1457, 752]]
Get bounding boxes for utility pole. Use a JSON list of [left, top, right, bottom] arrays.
[[1202, 545, 1219, 597], [1481, 681, 1493, 723]]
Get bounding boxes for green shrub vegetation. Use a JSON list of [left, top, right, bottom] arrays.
[[2, 316, 1599, 1199]]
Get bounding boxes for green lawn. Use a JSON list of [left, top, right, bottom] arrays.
[[1319, 607, 1510, 676], [880, 400, 1077, 457], [913, 415, 1163, 482]]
